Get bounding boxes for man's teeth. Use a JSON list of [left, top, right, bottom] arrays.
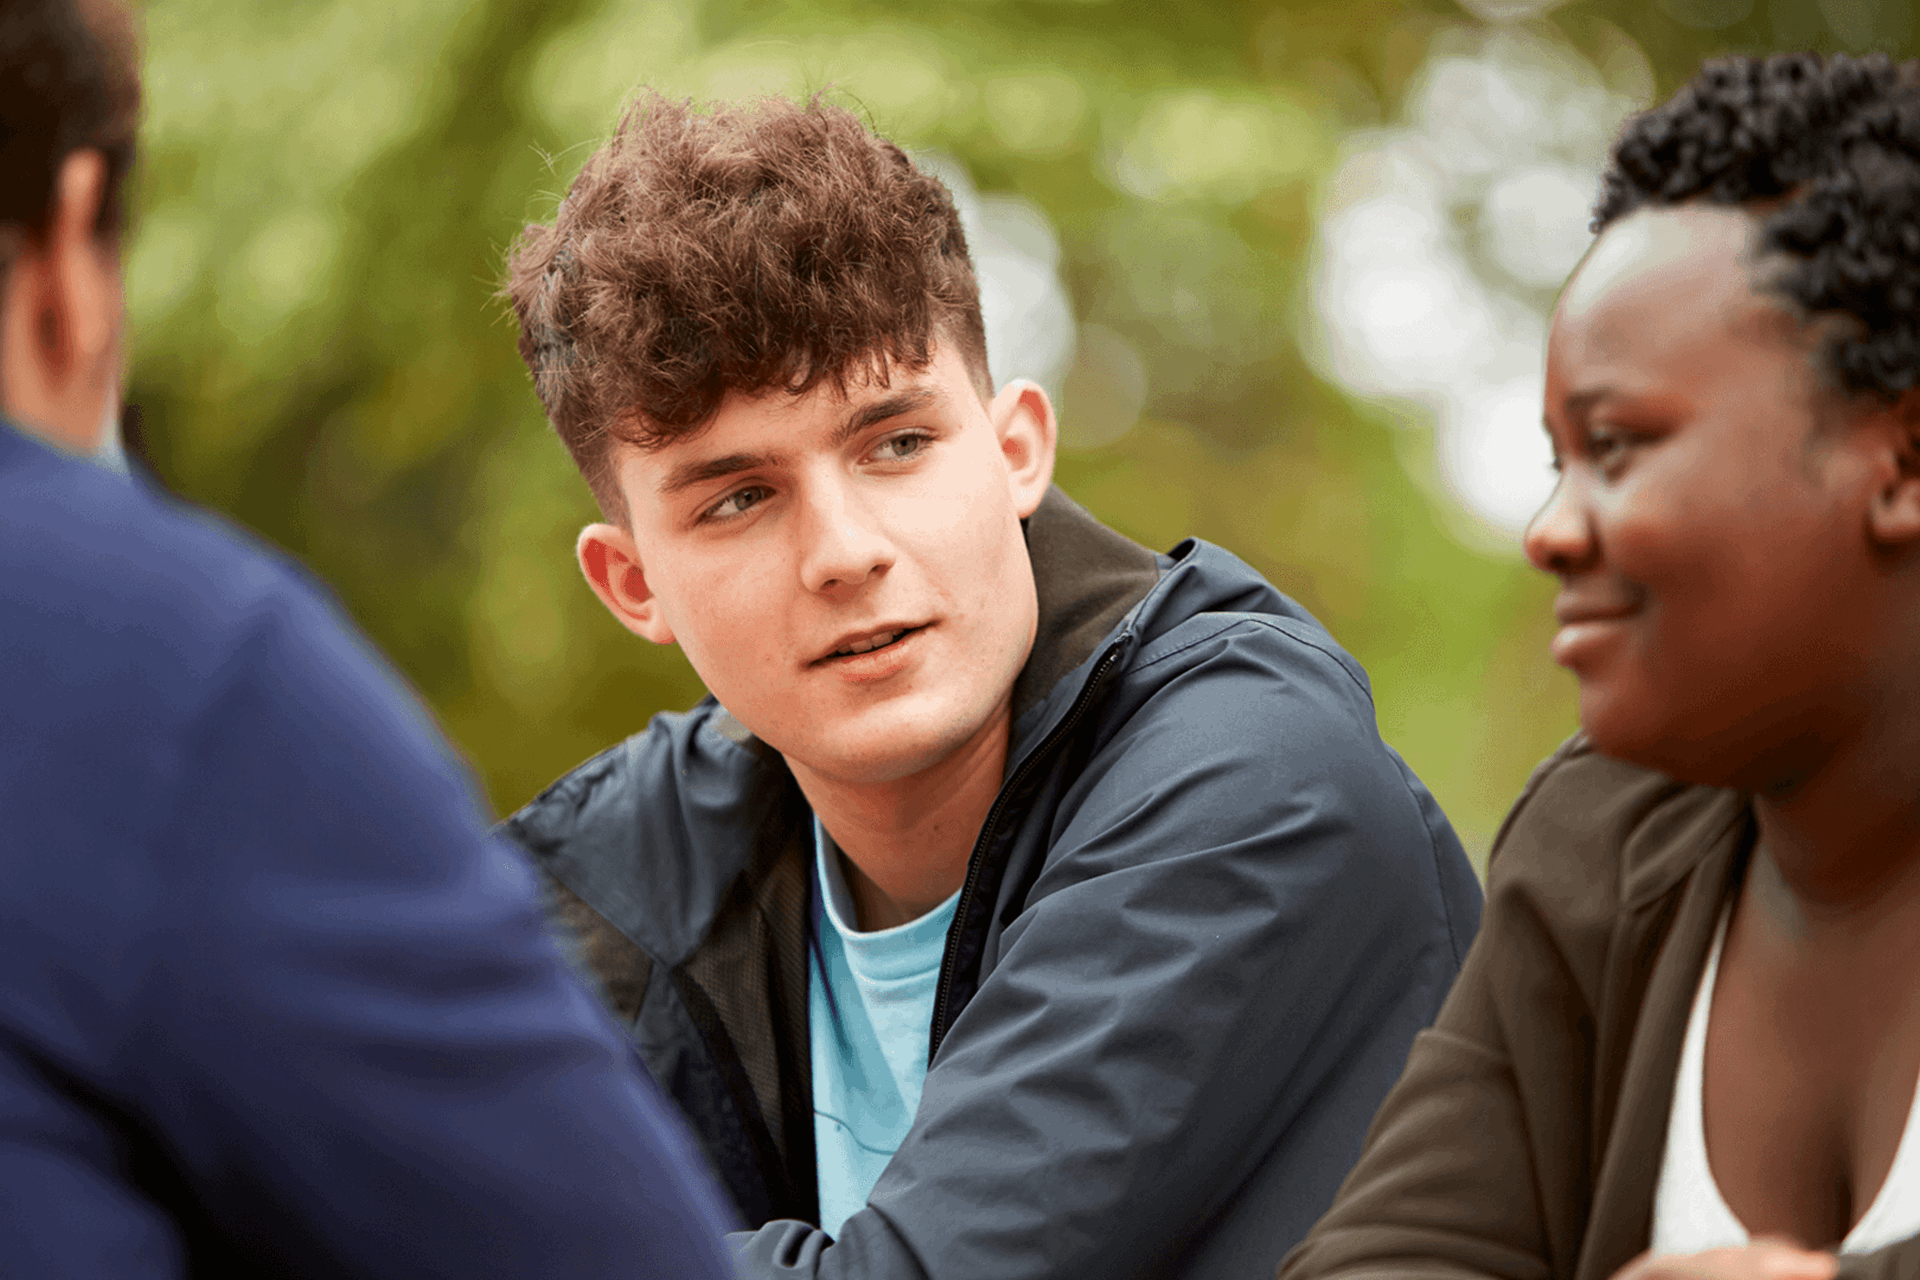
[[837, 630, 902, 657]]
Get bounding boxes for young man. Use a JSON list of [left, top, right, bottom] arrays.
[[503, 92, 1482, 1280], [1, 4, 737, 1274]]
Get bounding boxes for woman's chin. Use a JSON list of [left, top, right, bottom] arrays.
[[1578, 687, 1690, 778]]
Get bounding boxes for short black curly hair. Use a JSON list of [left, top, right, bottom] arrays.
[[1596, 52, 1920, 401]]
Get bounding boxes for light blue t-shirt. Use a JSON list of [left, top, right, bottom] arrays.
[[808, 821, 960, 1238]]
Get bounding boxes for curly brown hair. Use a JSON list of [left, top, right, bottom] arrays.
[[504, 92, 991, 519]]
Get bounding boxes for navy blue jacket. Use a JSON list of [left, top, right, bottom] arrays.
[[505, 487, 1484, 1280], [0, 421, 738, 1278]]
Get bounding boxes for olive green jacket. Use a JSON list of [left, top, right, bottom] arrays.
[[1279, 735, 1920, 1280]]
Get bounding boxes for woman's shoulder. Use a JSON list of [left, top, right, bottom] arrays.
[[1488, 733, 1750, 927]]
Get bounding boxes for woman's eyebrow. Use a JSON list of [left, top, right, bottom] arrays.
[[1560, 386, 1617, 421]]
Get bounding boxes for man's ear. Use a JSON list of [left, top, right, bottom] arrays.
[[988, 378, 1058, 520], [1867, 390, 1920, 548], [577, 523, 676, 644], [1, 150, 120, 454], [50, 152, 116, 371]]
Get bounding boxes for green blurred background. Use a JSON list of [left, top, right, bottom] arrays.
[[122, 0, 1919, 867]]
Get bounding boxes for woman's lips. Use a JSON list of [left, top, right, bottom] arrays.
[[1549, 611, 1636, 669]]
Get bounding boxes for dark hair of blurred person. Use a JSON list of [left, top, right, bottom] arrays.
[[0, 0, 138, 255], [1282, 51, 1920, 1280], [0, 3, 741, 1276], [0, 0, 136, 460]]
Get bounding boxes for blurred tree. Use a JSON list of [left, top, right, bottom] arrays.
[[123, 0, 1919, 866]]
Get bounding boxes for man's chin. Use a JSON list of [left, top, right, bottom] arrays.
[[768, 705, 1004, 790], [784, 738, 960, 788]]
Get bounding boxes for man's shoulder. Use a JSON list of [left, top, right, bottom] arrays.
[[1, 427, 488, 860], [504, 701, 757, 850], [1, 426, 323, 703], [1017, 492, 1367, 731], [1054, 535, 1467, 858], [0, 428, 516, 1005], [1115, 538, 1374, 727], [500, 699, 781, 965], [1057, 536, 1480, 939]]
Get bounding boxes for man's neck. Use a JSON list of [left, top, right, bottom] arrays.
[[790, 703, 1012, 932]]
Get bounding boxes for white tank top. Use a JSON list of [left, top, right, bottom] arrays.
[[1651, 910, 1920, 1256]]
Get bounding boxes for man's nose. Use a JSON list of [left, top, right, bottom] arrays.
[[797, 484, 894, 595]]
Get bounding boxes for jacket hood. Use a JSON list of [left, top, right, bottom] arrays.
[[503, 484, 1315, 966], [1005, 487, 1366, 759]]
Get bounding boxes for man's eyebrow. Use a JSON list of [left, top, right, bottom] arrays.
[[653, 388, 939, 496], [830, 388, 939, 447], [657, 451, 781, 497]]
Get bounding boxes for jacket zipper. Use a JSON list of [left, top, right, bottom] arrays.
[[927, 638, 1128, 1061]]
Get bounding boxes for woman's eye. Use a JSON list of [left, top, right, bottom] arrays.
[[705, 485, 770, 521], [873, 432, 931, 462], [1585, 430, 1632, 466]]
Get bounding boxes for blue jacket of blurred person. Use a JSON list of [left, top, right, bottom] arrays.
[[0, 3, 741, 1276]]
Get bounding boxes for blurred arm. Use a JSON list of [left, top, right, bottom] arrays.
[[132, 582, 740, 1279]]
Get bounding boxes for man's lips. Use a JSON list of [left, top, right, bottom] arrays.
[[812, 623, 928, 665]]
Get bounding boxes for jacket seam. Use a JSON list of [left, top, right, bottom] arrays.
[[1130, 615, 1370, 701], [1426, 809, 1468, 965], [1129, 614, 1466, 965]]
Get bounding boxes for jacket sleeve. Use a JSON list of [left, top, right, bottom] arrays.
[[1837, 1238, 1920, 1278], [1277, 738, 1614, 1280], [130, 581, 741, 1278], [733, 616, 1481, 1279], [1273, 1028, 1554, 1280]]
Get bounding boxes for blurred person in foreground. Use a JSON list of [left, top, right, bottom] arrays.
[[499, 90, 1483, 1280], [0, 3, 741, 1275], [1279, 52, 1920, 1280]]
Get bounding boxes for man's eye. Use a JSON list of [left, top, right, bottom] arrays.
[[873, 432, 931, 462], [705, 485, 770, 521]]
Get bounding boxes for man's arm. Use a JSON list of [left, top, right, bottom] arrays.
[[131, 577, 740, 1278], [735, 616, 1480, 1279]]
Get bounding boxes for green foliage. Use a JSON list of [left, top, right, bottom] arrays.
[[125, 0, 1919, 867]]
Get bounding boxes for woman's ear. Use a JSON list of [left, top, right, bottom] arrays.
[[989, 378, 1058, 519], [1867, 390, 1920, 548], [577, 523, 675, 644]]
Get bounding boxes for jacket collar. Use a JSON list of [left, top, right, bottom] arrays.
[[1009, 485, 1163, 726]]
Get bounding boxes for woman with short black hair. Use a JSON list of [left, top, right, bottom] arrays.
[[1281, 52, 1920, 1280]]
